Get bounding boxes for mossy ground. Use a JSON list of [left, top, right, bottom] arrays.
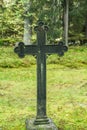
[[0, 46, 87, 130]]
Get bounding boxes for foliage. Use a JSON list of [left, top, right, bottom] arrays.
[[69, 1, 87, 35], [0, 0, 87, 45]]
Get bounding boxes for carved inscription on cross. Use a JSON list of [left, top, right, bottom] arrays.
[[14, 21, 68, 125]]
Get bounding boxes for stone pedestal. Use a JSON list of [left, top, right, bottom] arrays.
[[26, 118, 58, 130]]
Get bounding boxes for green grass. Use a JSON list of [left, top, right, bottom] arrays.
[[0, 46, 87, 130], [0, 46, 87, 68]]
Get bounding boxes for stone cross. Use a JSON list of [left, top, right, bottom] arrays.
[[14, 21, 68, 129]]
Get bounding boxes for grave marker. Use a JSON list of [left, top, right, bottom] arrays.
[[14, 21, 68, 130]]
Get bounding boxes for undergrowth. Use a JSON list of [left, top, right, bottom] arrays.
[[0, 46, 87, 68], [0, 46, 87, 130]]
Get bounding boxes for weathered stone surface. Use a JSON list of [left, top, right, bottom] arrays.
[[26, 118, 58, 130]]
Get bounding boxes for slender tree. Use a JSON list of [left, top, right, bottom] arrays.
[[63, 0, 69, 46], [23, 0, 32, 45]]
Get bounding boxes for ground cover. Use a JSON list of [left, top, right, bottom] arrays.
[[0, 46, 87, 130]]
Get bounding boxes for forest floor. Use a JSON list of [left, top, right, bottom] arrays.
[[0, 46, 87, 130]]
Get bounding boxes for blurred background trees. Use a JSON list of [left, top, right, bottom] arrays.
[[0, 0, 87, 46]]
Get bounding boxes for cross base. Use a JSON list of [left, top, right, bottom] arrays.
[[34, 117, 50, 125], [26, 118, 58, 130]]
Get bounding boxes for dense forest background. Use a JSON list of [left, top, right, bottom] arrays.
[[0, 0, 87, 45], [0, 1, 87, 129]]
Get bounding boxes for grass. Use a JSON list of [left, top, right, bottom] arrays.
[[0, 46, 87, 130]]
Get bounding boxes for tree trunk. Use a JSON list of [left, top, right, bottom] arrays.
[[23, 0, 32, 45], [23, 18, 32, 45], [63, 0, 69, 46]]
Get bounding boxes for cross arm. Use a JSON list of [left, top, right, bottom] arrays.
[[14, 41, 68, 58], [43, 43, 68, 56], [14, 42, 38, 58]]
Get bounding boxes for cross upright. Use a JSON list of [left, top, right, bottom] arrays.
[[14, 21, 68, 129]]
